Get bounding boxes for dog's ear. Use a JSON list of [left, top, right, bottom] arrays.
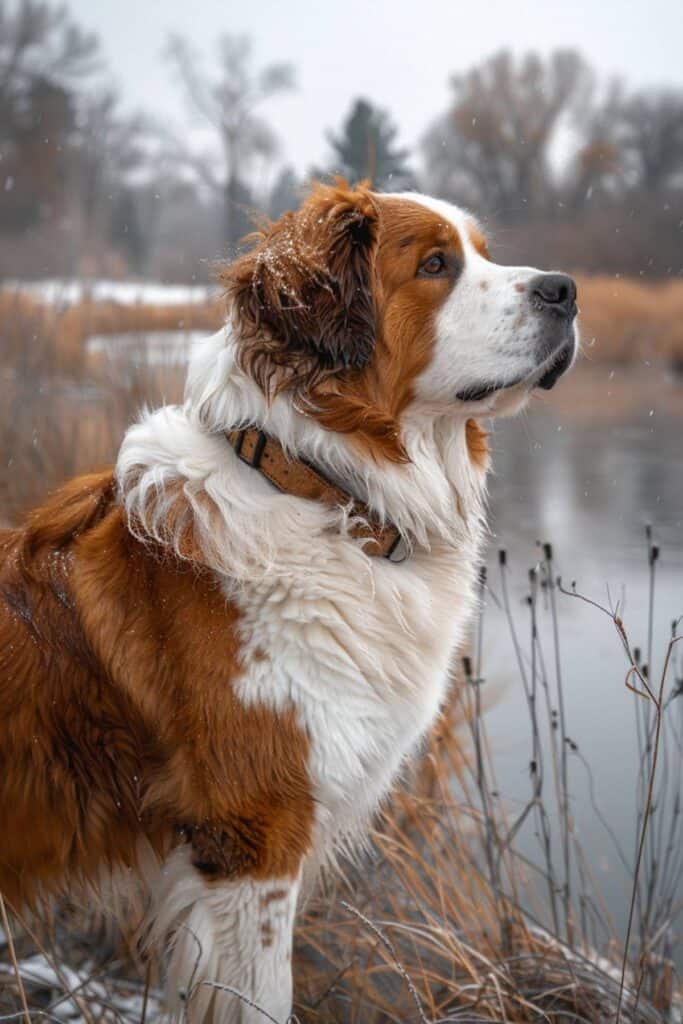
[[222, 181, 380, 394]]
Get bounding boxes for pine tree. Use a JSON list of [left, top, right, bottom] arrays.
[[268, 166, 302, 219], [327, 98, 413, 190]]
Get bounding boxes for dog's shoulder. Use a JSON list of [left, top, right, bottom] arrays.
[[0, 470, 116, 637]]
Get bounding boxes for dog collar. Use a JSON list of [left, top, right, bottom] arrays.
[[225, 427, 403, 559]]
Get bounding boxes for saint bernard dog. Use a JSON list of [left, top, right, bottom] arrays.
[[0, 182, 577, 1021]]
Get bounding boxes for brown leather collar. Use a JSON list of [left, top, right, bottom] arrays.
[[226, 427, 402, 559]]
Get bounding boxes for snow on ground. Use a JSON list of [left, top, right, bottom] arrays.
[[0, 952, 169, 1022], [2, 278, 216, 307], [86, 330, 210, 366]]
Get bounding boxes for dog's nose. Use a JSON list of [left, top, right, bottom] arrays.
[[530, 273, 577, 319]]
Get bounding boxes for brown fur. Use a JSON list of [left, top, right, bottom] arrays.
[[221, 181, 380, 397], [468, 222, 490, 260], [465, 418, 491, 469], [0, 473, 312, 908]]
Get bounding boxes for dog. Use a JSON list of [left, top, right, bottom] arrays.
[[0, 181, 577, 1021]]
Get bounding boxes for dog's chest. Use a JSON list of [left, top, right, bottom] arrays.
[[231, 534, 481, 845]]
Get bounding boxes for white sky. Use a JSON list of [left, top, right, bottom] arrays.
[[66, 0, 683, 177]]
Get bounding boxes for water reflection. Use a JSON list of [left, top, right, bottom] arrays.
[[480, 363, 683, 958]]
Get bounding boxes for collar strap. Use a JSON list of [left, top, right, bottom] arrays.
[[226, 427, 402, 559]]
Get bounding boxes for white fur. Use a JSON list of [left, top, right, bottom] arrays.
[[146, 847, 299, 1023], [115, 192, 577, 1021]]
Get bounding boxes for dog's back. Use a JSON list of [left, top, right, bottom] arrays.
[[0, 473, 153, 907]]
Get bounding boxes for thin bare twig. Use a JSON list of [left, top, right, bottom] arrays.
[[0, 895, 30, 1024]]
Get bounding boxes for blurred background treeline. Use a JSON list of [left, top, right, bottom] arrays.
[[1, 0, 682, 282]]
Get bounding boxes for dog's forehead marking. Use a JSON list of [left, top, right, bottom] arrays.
[[379, 192, 487, 258], [375, 192, 464, 252]]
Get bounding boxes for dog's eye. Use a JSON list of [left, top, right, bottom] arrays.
[[419, 253, 447, 277]]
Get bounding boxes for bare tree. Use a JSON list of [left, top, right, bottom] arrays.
[[619, 88, 683, 194], [68, 89, 147, 273], [0, 0, 99, 116], [165, 34, 294, 250], [561, 82, 683, 215], [0, 1, 101, 235], [422, 49, 593, 222], [563, 79, 626, 212]]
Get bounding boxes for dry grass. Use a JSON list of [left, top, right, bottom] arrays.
[[0, 291, 223, 518], [0, 290, 224, 374], [575, 275, 683, 368]]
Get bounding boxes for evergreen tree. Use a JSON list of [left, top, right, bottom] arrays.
[[327, 98, 413, 190], [268, 166, 302, 219], [0, 76, 75, 231], [109, 187, 146, 274], [0, 0, 100, 231]]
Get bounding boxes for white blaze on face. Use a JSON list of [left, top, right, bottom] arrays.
[[400, 194, 576, 413]]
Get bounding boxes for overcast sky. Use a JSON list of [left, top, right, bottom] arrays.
[[66, 0, 683, 177]]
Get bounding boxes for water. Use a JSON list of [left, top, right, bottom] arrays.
[[479, 362, 683, 960]]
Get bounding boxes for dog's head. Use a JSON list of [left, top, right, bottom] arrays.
[[223, 182, 577, 461]]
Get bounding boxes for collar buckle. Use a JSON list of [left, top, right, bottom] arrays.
[[234, 428, 268, 469]]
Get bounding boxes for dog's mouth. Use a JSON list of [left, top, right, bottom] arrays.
[[536, 341, 575, 390], [455, 338, 576, 403], [455, 380, 513, 403]]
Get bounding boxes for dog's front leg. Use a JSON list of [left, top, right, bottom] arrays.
[[148, 844, 300, 1023]]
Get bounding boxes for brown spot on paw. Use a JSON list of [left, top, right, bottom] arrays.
[[260, 888, 289, 907], [260, 920, 274, 948]]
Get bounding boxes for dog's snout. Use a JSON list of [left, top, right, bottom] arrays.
[[530, 273, 577, 319]]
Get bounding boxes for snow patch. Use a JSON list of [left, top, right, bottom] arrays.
[[3, 278, 217, 308], [0, 952, 168, 1022], [86, 330, 210, 366]]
